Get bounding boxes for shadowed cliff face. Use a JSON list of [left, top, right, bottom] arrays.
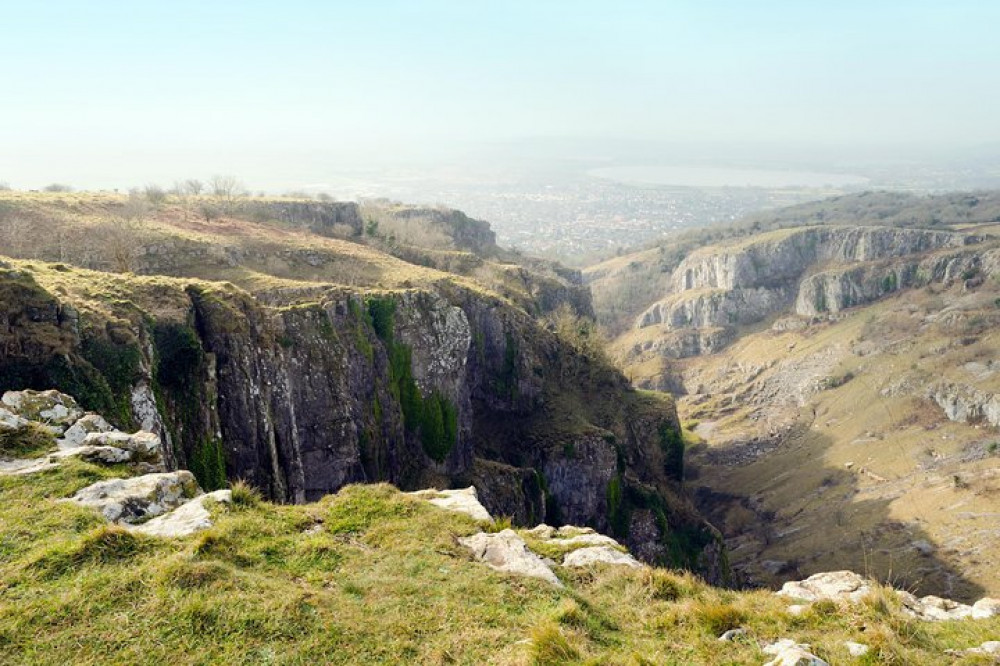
[[0, 259, 724, 581]]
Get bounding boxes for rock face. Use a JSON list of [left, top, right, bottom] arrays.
[[0, 262, 721, 580], [630, 226, 986, 358], [927, 382, 1000, 428], [64, 471, 201, 524], [458, 529, 562, 586]]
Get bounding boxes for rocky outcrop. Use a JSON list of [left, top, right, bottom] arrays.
[[631, 225, 987, 358], [927, 382, 1000, 428], [777, 570, 1000, 622], [407, 486, 492, 521], [2, 389, 83, 427], [132, 489, 233, 537], [458, 529, 562, 586], [65, 471, 201, 523], [562, 546, 641, 568]]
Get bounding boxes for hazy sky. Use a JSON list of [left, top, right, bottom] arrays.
[[2, 1, 999, 189]]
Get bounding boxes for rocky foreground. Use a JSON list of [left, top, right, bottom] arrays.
[[2, 388, 999, 664]]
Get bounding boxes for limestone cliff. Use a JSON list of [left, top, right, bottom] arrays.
[[628, 225, 988, 359], [0, 259, 722, 580]]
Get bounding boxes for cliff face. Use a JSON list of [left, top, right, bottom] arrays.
[[629, 226, 987, 359], [0, 259, 722, 579]]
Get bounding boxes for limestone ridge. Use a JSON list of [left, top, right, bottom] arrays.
[[632, 225, 986, 358], [0, 260, 720, 579]]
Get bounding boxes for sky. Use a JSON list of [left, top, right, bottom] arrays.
[[2, 0, 999, 189]]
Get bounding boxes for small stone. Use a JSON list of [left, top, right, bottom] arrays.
[[525, 524, 556, 539], [718, 628, 746, 642], [763, 639, 829, 666], [844, 641, 869, 657], [786, 605, 808, 616]]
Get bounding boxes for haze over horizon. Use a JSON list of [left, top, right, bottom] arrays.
[[3, 0, 1000, 190]]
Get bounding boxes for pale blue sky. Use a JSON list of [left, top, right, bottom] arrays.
[[2, 1, 998, 189]]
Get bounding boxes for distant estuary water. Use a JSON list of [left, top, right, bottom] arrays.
[[589, 165, 870, 188]]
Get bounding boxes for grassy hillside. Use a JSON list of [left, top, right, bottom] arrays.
[[1, 459, 998, 665], [674, 278, 1000, 600]]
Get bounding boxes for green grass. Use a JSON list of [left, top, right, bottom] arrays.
[[1, 460, 998, 665], [0, 423, 57, 458]]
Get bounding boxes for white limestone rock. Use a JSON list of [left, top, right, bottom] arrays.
[[562, 546, 641, 568], [59, 413, 114, 449], [132, 490, 232, 537], [64, 471, 201, 524], [458, 529, 561, 586], [843, 641, 869, 657], [82, 430, 161, 462], [0, 406, 29, 431], [409, 486, 492, 521], [51, 445, 132, 465], [972, 597, 1000, 619], [777, 571, 873, 603], [2, 389, 83, 427], [762, 639, 829, 666]]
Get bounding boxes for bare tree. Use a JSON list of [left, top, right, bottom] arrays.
[[143, 183, 168, 205], [0, 181, 11, 191], [0, 216, 33, 257], [182, 179, 204, 196], [209, 174, 246, 213]]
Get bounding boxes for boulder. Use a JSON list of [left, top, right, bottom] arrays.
[[132, 490, 232, 537], [0, 406, 29, 431], [777, 571, 873, 603], [562, 546, 641, 568], [82, 431, 161, 462], [718, 628, 747, 642], [972, 597, 1000, 619], [60, 414, 114, 449], [409, 486, 492, 521], [898, 591, 975, 621], [762, 639, 829, 666], [1, 389, 83, 427], [64, 471, 201, 524], [458, 529, 561, 586]]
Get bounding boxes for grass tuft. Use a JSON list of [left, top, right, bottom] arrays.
[[229, 479, 262, 507], [529, 621, 582, 666]]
